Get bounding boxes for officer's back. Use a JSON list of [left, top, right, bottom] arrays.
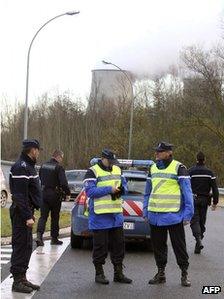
[[189, 152, 219, 203], [36, 149, 70, 246], [40, 158, 62, 200], [39, 152, 70, 201]]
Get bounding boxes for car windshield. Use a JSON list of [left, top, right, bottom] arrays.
[[125, 177, 146, 195], [66, 171, 86, 181]]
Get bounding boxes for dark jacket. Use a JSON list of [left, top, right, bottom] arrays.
[[39, 158, 70, 197], [189, 163, 219, 205], [9, 153, 42, 220]]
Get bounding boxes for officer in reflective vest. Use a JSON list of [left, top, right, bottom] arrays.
[[143, 142, 194, 287], [84, 149, 132, 285]]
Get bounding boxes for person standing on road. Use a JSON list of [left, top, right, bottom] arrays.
[[143, 142, 194, 287], [189, 152, 219, 254], [9, 139, 42, 293], [36, 149, 71, 246], [84, 149, 132, 285]]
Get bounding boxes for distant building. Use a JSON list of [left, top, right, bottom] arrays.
[[89, 69, 134, 106]]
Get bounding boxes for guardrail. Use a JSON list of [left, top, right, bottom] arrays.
[[219, 188, 224, 195]]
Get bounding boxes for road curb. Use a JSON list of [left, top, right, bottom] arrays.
[[1, 226, 71, 245]]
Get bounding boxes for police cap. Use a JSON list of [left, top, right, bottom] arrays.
[[22, 139, 42, 150], [101, 149, 118, 163], [154, 141, 174, 152]]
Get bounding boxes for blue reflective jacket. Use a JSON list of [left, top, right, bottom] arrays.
[[84, 175, 127, 230], [143, 160, 194, 226]]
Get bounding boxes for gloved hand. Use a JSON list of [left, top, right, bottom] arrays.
[[111, 186, 121, 194], [111, 186, 122, 201]]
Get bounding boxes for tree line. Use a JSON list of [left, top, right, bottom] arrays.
[[1, 44, 224, 185]]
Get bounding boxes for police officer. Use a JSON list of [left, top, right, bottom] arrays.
[[189, 152, 219, 254], [84, 149, 132, 285], [143, 142, 194, 287], [9, 139, 42, 293], [36, 149, 70, 246]]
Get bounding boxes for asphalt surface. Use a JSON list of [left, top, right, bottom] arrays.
[[27, 208, 224, 299]]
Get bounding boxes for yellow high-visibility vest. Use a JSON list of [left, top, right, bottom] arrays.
[[90, 164, 123, 214], [148, 160, 181, 213]]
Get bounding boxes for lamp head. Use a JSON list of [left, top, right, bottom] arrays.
[[66, 11, 80, 15], [102, 60, 111, 65]]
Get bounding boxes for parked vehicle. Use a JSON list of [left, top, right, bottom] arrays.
[[0, 168, 9, 208], [70, 159, 154, 250], [66, 170, 87, 199]]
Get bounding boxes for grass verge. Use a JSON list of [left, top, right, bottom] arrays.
[[1, 208, 71, 238]]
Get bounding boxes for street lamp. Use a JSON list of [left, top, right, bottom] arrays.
[[102, 60, 134, 159], [23, 11, 80, 140]]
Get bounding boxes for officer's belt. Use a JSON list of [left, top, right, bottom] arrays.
[[194, 193, 211, 199], [42, 186, 58, 191]]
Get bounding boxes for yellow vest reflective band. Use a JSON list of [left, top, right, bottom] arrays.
[[90, 164, 122, 215], [148, 160, 181, 213]]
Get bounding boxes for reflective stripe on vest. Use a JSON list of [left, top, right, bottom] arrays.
[[148, 160, 181, 213], [90, 164, 122, 214]]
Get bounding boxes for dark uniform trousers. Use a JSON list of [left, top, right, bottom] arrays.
[[93, 227, 125, 265], [10, 205, 33, 275], [190, 196, 208, 240], [37, 193, 61, 238], [150, 222, 189, 270]]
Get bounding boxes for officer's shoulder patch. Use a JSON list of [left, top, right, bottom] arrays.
[[21, 161, 27, 168], [179, 164, 187, 169]]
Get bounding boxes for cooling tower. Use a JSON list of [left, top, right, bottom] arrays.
[[89, 69, 134, 103]]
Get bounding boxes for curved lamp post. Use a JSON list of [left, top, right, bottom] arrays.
[[102, 60, 134, 159], [23, 11, 80, 139]]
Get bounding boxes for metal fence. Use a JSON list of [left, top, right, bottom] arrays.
[[219, 188, 224, 195]]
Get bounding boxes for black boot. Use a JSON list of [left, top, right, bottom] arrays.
[[181, 269, 191, 287], [194, 237, 204, 254], [22, 274, 40, 291], [12, 274, 33, 293], [113, 264, 132, 284], [94, 264, 109, 284], [36, 232, 44, 247], [51, 238, 63, 245], [148, 268, 166, 284]]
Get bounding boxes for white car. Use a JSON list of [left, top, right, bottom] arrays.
[[1, 168, 9, 208]]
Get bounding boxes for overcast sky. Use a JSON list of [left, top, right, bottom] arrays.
[[1, 0, 223, 105]]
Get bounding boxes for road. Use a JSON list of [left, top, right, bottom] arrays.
[[1, 208, 224, 299]]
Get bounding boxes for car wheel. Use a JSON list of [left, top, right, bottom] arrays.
[[1, 190, 8, 208], [70, 229, 83, 249], [145, 239, 153, 252]]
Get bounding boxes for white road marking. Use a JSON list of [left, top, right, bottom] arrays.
[[1, 245, 12, 265], [1, 246, 13, 249], [1, 237, 70, 299], [1, 254, 12, 258], [1, 260, 9, 265], [1, 248, 13, 253]]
